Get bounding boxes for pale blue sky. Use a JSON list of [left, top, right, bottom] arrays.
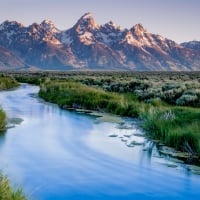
[[0, 0, 199, 43]]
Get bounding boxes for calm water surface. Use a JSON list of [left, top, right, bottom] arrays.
[[0, 84, 199, 200]]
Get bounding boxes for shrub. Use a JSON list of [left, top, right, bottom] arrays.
[[176, 94, 198, 106]]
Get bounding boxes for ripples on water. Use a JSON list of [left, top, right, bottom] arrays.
[[0, 84, 199, 200]]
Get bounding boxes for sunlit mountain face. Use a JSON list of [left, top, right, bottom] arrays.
[[0, 13, 200, 71]]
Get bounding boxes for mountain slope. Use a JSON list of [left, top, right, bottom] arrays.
[[0, 46, 27, 70], [0, 13, 200, 71], [181, 41, 200, 51]]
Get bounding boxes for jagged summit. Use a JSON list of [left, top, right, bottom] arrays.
[[181, 40, 200, 51], [81, 12, 93, 20], [0, 20, 24, 29], [75, 12, 99, 30], [103, 21, 122, 31], [40, 19, 60, 33], [41, 19, 55, 25], [132, 23, 146, 33], [0, 14, 200, 71], [40, 19, 55, 29]]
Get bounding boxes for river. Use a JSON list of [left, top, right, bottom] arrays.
[[0, 84, 200, 200]]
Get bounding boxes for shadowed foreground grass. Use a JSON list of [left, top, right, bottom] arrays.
[[39, 79, 200, 155], [0, 174, 27, 200]]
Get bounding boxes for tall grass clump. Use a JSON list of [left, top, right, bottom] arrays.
[[142, 106, 200, 154], [0, 174, 27, 200], [0, 109, 6, 132], [0, 74, 19, 90], [39, 80, 140, 117]]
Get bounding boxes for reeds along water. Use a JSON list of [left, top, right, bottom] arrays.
[[39, 79, 200, 155], [0, 75, 19, 132], [0, 74, 19, 90], [0, 109, 6, 131], [0, 174, 27, 200]]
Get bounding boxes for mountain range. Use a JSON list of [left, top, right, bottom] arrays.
[[0, 12, 200, 71]]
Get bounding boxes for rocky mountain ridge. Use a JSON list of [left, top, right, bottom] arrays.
[[0, 12, 200, 70]]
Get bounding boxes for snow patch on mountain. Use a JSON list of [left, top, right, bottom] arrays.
[[0, 13, 200, 71], [41, 20, 61, 34], [79, 31, 94, 45], [61, 32, 73, 45]]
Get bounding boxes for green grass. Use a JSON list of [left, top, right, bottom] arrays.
[[142, 106, 200, 153], [0, 74, 19, 132], [0, 74, 19, 90], [0, 174, 27, 200], [39, 79, 200, 155], [0, 109, 6, 132], [39, 80, 139, 117]]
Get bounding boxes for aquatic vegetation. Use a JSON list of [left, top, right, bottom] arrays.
[[0, 174, 27, 200], [142, 106, 200, 154]]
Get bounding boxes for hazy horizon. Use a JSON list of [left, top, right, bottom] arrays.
[[0, 0, 200, 43]]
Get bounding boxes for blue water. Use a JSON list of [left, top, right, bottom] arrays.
[[0, 84, 199, 200]]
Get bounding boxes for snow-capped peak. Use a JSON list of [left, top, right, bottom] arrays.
[[184, 40, 200, 46], [75, 12, 99, 31], [132, 23, 146, 33], [81, 12, 93, 20], [181, 40, 200, 51], [0, 20, 24, 30], [104, 21, 123, 31], [40, 19, 60, 33], [0, 13, 199, 71]]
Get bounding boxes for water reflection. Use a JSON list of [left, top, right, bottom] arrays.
[[0, 84, 199, 200]]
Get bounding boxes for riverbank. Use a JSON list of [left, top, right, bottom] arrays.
[[4, 71, 200, 161], [0, 74, 27, 200], [0, 108, 6, 132], [0, 174, 27, 200], [39, 79, 200, 160], [0, 73, 19, 90], [0, 74, 19, 132]]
